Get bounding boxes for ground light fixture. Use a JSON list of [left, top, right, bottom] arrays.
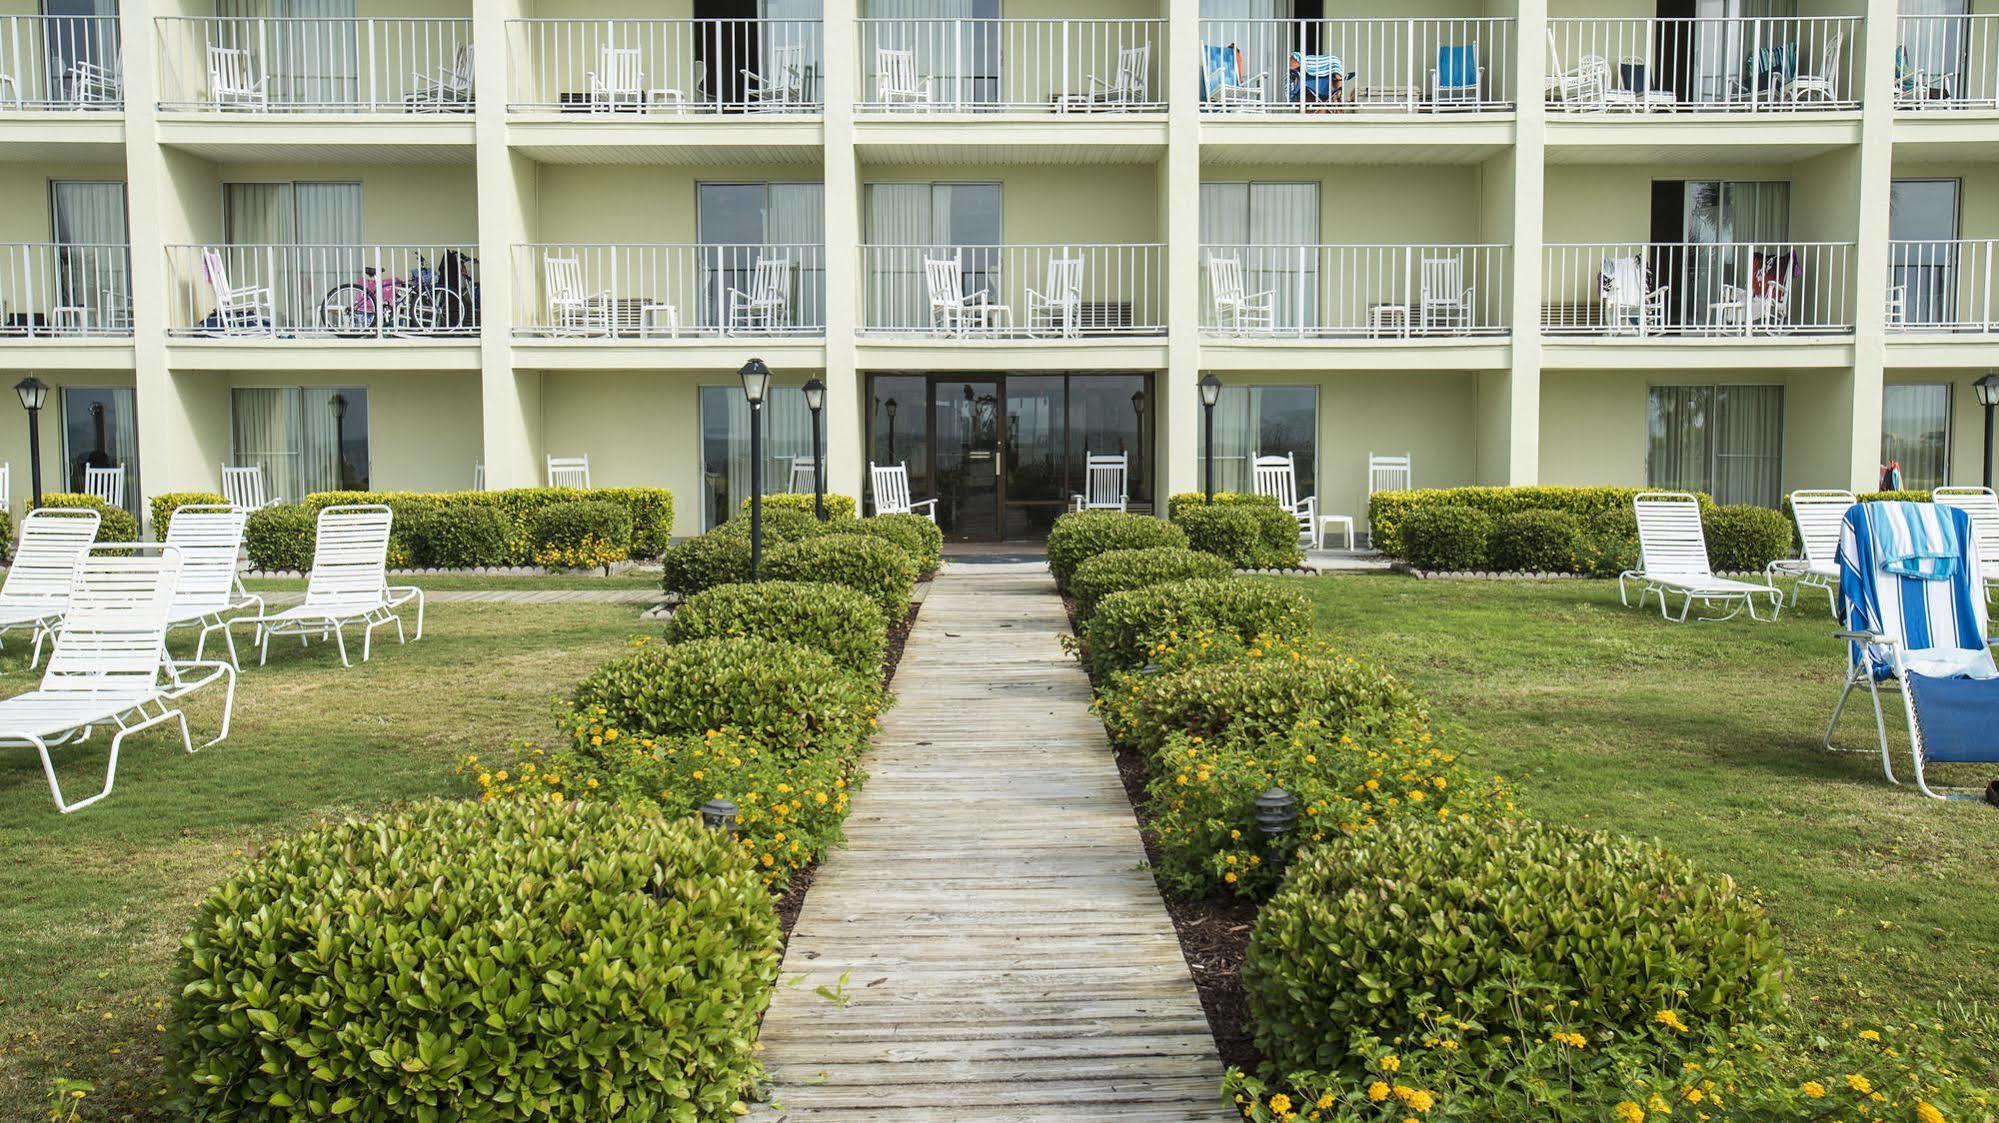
[[1255, 787, 1298, 835], [803, 376, 827, 520], [14, 376, 48, 506], [1977, 372, 1999, 489], [739, 359, 772, 578], [700, 798, 740, 835], [1199, 374, 1223, 503]]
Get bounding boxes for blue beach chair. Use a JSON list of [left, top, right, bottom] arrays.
[[1827, 501, 1999, 799], [1430, 43, 1481, 107]]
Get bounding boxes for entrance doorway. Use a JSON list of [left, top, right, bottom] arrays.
[[866, 373, 1154, 541]]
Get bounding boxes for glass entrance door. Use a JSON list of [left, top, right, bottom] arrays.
[[934, 379, 1002, 539]]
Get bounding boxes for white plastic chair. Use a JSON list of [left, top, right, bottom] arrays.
[[925, 257, 1009, 337], [726, 257, 792, 335], [1253, 453, 1319, 545], [1619, 492, 1784, 621], [1207, 254, 1274, 335], [84, 466, 123, 510], [0, 508, 101, 665], [237, 505, 424, 667], [1418, 254, 1475, 334], [1027, 257, 1084, 338], [1765, 489, 1857, 613], [876, 48, 932, 109], [546, 454, 591, 489], [0, 543, 236, 813], [745, 44, 804, 109], [162, 504, 262, 668], [788, 457, 817, 494], [588, 45, 644, 112], [1070, 453, 1128, 513], [220, 465, 279, 511], [1932, 487, 1999, 598], [1087, 43, 1151, 107], [870, 461, 937, 521], [409, 42, 474, 109], [207, 45, 267, 110], [201, 249, 274, 337], [544, 253, 612, 337]]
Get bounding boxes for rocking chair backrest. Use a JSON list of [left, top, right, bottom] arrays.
[[304, 505, 392, 612], [1252, 453, 1300, 511], [1788, 489, 1859, 569], [544, 253, 585, 303], [1113, 43, 1150, 99], [767, 44, 804, 96], [925, 257, 966, 307], [1421, 254, 1464, 299], [1207, 254, 1245, 306], [208, 45, 258, 97], [220, 465, 269, 511], [202, 248, 231, 295], [1079, 453, 1127, 509], [788, 457, 817, 494], [878, 48, 923, 100], [1, 508, 101, 601], [870, 461, 916, 515], [1367, 452, 1412, 495], [162, 505, 248, 614], [598, 46, 642, 95], [42, 545, 182, 696], [546, 454, 591, 489], [1817, 29, 1843, 81], [1046, 257, 1084, 301], [750, 257, 792, 304], [84, 465, 124, 509]]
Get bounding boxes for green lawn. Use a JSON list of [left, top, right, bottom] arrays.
[[0, 603, 646, 1120], [1284, 572, 1999, 1036], [240, 572, 661, 593]]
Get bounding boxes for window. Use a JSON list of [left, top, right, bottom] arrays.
[[223, 181, 362, 328], [1209, 384, 1318, 497], [50, 181, 129, 329], [60, 386, 138, 515], [1646, 384, 1784, 507], [698, 385, 819, 530], [696, 181, 825, 331], [1200, 182, 1319, 330], [1882, 384, 1951, 492], [864, 182, 1002, 329], [1889, 179, 1961, 326], [231, 387, 369, 499]]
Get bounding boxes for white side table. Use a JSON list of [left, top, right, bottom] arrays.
[[639, 303, 680, 339], [1316, 514, 1355, 551], [1367, 303, 1410, 338]]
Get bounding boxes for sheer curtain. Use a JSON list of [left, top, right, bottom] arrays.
[[1647, 384, 1784, 506], [232, 386, 365, 498], [864, 182, 1000, 328], [50, 181, 129, 328], [1646, 385, 1715, 495], [41, 0, 120, 102], [225, 181, 359, 329], [1882, 384, 1951, 491], [769, 182, 825, 330], [1199, 182, 1318, 330], [220, 0, 359, 108], [61, 387, 139, 514], [699, 385, 817, 528]]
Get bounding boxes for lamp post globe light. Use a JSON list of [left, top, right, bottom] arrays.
[[739, 359, 772, 579], [1977, 372, 1999, 490], [803, 377, 827, 521], [14, 376, 48, 507], [1198, 373, 1223, 503]]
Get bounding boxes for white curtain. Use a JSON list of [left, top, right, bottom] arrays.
[[221, 0, 359, 108], [232, 386, 363, 499], [863, 0, 983, 105], [1882, 384, 1952, 491], [1201, 181, 1318, 329], [61, 387, 139, 513], [865, 182, 1000, 329], [226, 181, 359, 329], [51, 181, 129, 327], [760, 0, 822, 102], [699, 385, 818, 529], [41, 0, 120, 102], [769, 181, 824, 330], [1647, 384, 1784, 506]]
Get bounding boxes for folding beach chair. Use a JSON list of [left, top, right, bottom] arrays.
[[1826, 500, 1999, 799], [1932, 487, 1999, 599]]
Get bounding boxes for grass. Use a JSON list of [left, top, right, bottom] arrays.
[[1283, 572, 1999, 1036], [0, 602, 648, 1120], [240, 572, 661, 593]]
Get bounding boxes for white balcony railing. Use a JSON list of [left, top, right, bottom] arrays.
[[1199, 18, 1513, 113], [855, 19, 1164, 112], [1199, 244, 1510, 339], [861, 244, 1165, 338], [1897, 15, 1999, 109], [165, 244, 480, 339], [506, 19, 821, 113], [0, 243, 131, 337], [155, 18, 475, 113], [512, 244, 826, 339], [1888, 240, 1999, 334], [1543, 242, 1855, 337], [0, 15, 122, 110], [1547, 17, 1859, 112]]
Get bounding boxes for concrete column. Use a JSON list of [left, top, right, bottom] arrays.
[[822, 0, 862, 502], [1846, 0, 1899, 493], [474, 0, 537, 489], [1498, 0, 1547, 487], [1160, 0, 1202, 500]]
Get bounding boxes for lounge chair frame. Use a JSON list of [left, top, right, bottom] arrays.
[[1619, 491, 1784, 621], [236, 504, 424, 667]]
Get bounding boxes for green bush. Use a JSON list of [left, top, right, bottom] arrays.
[[1859, 489, 1931, 503], [0, 509, 12, 562], [1486, 508, 1587, 573], [32, 493, 137, 543], [661, 533, 753, 598], [410, 504, 512, 569], [1046, 511, 1189, 593], [569, 637, 881, 765], [1578, 505, 1641, 579], [1396, 505, 1493, 572], [665, 580, 888, 678], [1368, 486, 1713, 557], [1081, 578, 1313, 679], [303, 487, 675, 562], [1165, 491, 1284, 519], [170, 799, 780, 1121], [1705, 503, 1796, 574], [1069, 548, 1234, 621], [149, 491, 230, 541], [1242, 816, 1786, 1079], [528, 500, 633, 570], [712, 506, 834, 547], [742, 492, 859, 521], [1171, 501, 1304, 570], [766, 533, 918, 625], [842, 514, 944, 577], [1104, 643, 1427, 755], [244, 504, 317, 571]]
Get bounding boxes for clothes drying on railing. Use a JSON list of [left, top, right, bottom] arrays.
[[1600, 255, 1650, 302], [1287, 52, 1346, 105], [1749, 250, 1799, 299], [1745, 41, 1797, 97]]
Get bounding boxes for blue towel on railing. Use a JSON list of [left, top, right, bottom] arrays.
[[1436, 44, 1478, 89], [1867, 499, 1961, 581]]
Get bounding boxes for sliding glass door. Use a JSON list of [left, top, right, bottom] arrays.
[[50, 181, 129, 330], [864, 181, 1002, 331], [231, 386, 369, 499], [697, 384, 818, 530], [1200, 182, 1320, 332], [696, 180, 825, 332], [60, 386, 138, 515], [1646, 383, 1784, 507], [1890, 179, 1960, 327], [224, 180, 362, 329]]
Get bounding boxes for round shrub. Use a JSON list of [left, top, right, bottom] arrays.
[[743, 491, 859, 521], [765, 533, 917, 625], [1579, 505, 1640, 579], [665, 580, 888, 678], [0, 510, 12, 563], [842, 514, 944, 576], [1486, 508, 1586, 573], [1046, 511, 1189, 592], [1070, 547, 1233, 620], [570, 636, 880, 764], [713, 506, 833, 547], [150, 492, 230, 541], [410, 504, 510, 568], [32, 492, 137, 544], [662, 532, 753, 597], [1397, 504, 1493, 572], [244, 504, 317, 571], [1109, 644, 1426, 754], [1705, 504, 1794, 574], [1082, 577, 1313, 678], [529, 499, 633, 570], [1171, 501, 1304, 570], [170, 799, 781, 1121], [1243, 816, 1785, 1078]]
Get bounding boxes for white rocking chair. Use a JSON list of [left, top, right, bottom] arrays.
[[870, 461, 937, 521], [744, 44, 805, 109], [220, 465, 279, 511], [546, 454, 591, 489], [588, 46, 645, 112], [202, 249, 274, 337], [727, 257, 792, 335], [1087, 43, 1151, 108], [1418, 254, 1476, 335], [207, 45, 267, 110], [1070, 453, 1128, 513], [876, 48, 933, 109], [409, 42, 474, 110], [543, 252, 612, 337], [1253, 453, 1319, 546], [1027, 257, 1084, 338], [84, 465, 124, 510], [926, 256, 1009, 337], [1207, 253, 1274, 335]]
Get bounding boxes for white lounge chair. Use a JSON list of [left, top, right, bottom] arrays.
[[1765, 489, 1856, 614], [870, 461, 937, 521], [0, 508, 101, 664], [1253, 453, 1319, 546], [84, 465, 124, 510], [1070, 453, 1128, 513], [876, 48, 932, 109], [546, 455, 591, 489], [1932, 487, 1999, 598], [162, 505, 262, 668], [1207, 254, 1274, 335], [543, 253, 612, 337], [237, 505, 424, 667], [1087, 43, 1151, 108], [1620, 492, 1784, 621], [726, 257, 792, 335], [202, 249, 274, 337], [207, 45, 267, 110], [220, 465, 280, 511], [926, 257, 1009, 337], [0, 544, 235, 813], [1026, 257, 1084, 338]]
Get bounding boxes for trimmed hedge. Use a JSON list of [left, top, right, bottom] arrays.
[[1369, 486, 1712, 557], [1705, 504, 1796, 574], [1165, 491, 1282, 519], [661, 533, 753, 597], [31, 493, 137, 543], [1171, 500, 1304, 570], [1486, 508, 1587, 574], [840, 514, 944, 577], [742, 492, 860, 521], [665, 580, 888, 678], [713, 506, 835, 547], [0, 509, 11, 562], [1070, 547, 1232, 620], [150, 491, 230, 540], [529, 500, 633, 570], [766, 534, 918, 625], [1082, 577, 1313, 679], [1046, 511, 1189, 593], [245, 505, 317, 572], [1106, 646, 1427, 756], [1398, 505, 1492, 572], [170, 799, 781, 1121], [408, 505, 511, 570], [303, 487, 674, 563]]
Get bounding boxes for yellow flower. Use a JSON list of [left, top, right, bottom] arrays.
[[1846, 1075, 1872, 1095], [1224, 871, 1238, 884], [1550, 1031, 1587, 1049], [1655, 1009, 1690, 1034], [1613, 1102, 1646, 1123], [1859, 1029, 1881, 1042], [1916, 1102, 1946, 1123], [1268, 1095, 1291, 1114], [1368, 1082, 1390, 1103], [1315, 1094, 1333, 1110], [1379, 1054, 1401, 1073], [1800, 1082, 1826, 1099], [1685, 1088, 1704, 1104]]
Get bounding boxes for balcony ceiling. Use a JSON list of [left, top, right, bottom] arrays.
[[156, 119, 477, 165], [856, 141, 1165, 166], [1545, 117, 1861, 165], [510, 141, 824, 167]]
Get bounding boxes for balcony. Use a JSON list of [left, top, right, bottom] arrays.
[[0, 243, 131, 337], [506, 19, 821, 114], [0, 15, 122, 110], [859, 244, 1164, 339], [164, 243, 480, 340], [154, 18, 475, 114], [1888, 240, 1999, 335], [1542, 242, 1855, 338], [1199, 18, 1514, 114], [1198, 244, 1510, 340], [1896, 15, 1998, 110], [511, 243, 826, 339], [1546, 17, 1859, 113], [855, 19, 1163, 114]]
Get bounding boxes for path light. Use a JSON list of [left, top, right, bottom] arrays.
[[1137, 662, 1163, 676], [1977, 372, 1999, 489], [739, 358, 771, 579], [803, 376, 827, 521], [700, 798, 740, 835], [14, 376, 47, 507], [1255, 787, 1298, 836], [1199, 374, 1222, 503]]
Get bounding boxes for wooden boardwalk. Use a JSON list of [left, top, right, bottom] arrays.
[[753, 561, 1232, 1121]]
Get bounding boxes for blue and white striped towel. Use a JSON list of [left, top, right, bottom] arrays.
[[1866, 500, 1961, 581]]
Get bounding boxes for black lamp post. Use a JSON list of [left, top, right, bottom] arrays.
[[1131, 387, 1146, 496], [802, 377, 827, 520], [1198, 373, 1222, 503], [884, 397, 898, 461], [739, 358, 772, 579], [1977, 373, 1999, 490], [14, 376, 47, 507], [329, 393, 349, 489]]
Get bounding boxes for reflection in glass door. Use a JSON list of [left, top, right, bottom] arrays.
[[60, 385, 138, 516], [934, 379, 1002, 539], [1890, 179, 1960, 327]]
